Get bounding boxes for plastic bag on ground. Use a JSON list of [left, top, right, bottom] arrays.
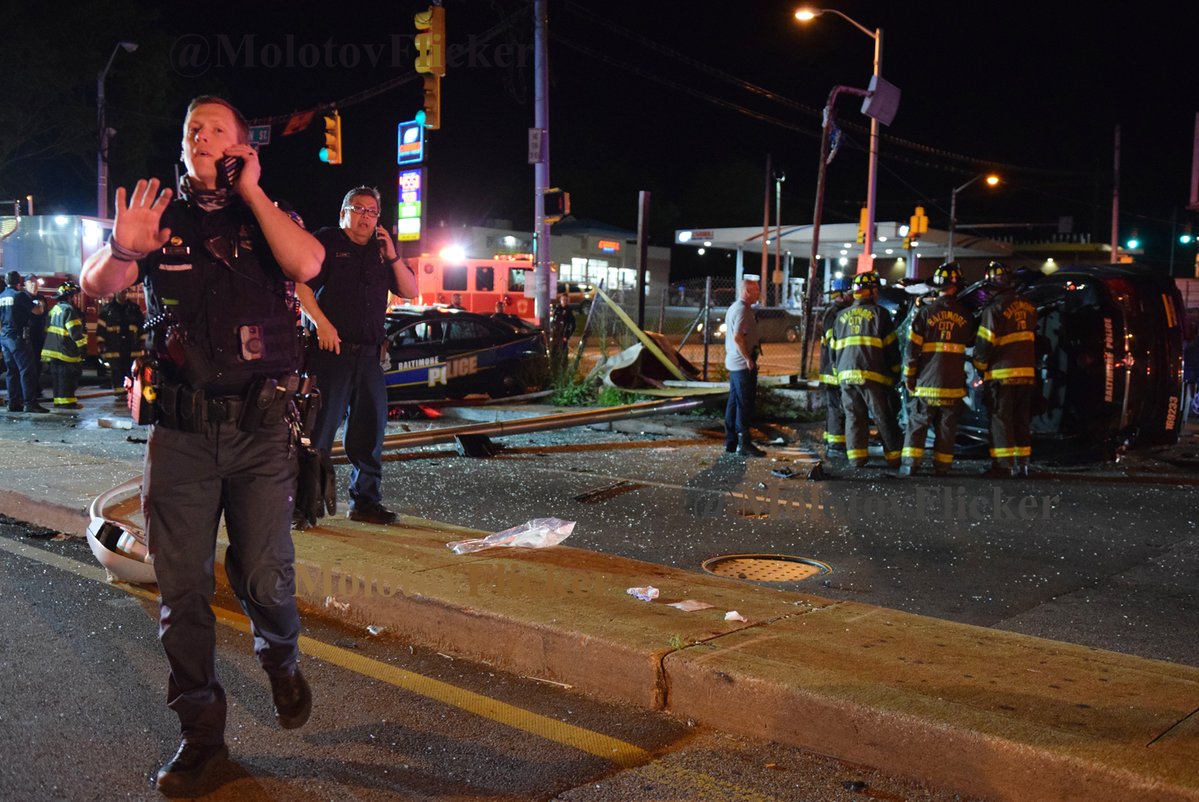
[[448, 517, 576, 555], [626, 586, 660, 602]]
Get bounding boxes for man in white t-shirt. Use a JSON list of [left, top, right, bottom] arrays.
[[723, 279, 765, 456]]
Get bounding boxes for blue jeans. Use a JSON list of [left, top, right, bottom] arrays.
[[307, 345, 388, 510], [724, 368, 757, 444]]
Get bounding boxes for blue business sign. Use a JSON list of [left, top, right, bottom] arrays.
[[397, 120, 424, 165]]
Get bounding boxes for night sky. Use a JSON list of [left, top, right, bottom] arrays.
[[4, 1, 1196, 274]]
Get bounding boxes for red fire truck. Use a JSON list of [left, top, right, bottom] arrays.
[[0, 213, 126, 358], [403, 254, 541, 322]]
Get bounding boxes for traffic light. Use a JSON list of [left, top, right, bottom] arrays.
[[856, 206, 868, 244], [909, 205, 929, 236], [319, 111, 342, 164], [421, 74, 441, 130], [414, 6, 446, 76], [1181, 224, 1193, 245]]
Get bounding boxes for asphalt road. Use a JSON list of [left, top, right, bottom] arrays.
[[0, 518, 982, 802], [373, 414, 1199, 669]]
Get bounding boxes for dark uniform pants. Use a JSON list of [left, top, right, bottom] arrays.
[[985, 381, 1034, 465], [1, 335, 38, 408], [724, 368, 758, 446], [144, 420, 301, 746], [110, 355, 133, 392], [903, 397, 964, 471], [48, 360, 82, 405], [308, 345, 388, 510], [840, 381, 903, 467], [823, 383, 845, 450]]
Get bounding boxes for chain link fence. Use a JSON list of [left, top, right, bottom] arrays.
[[570, 277, 828, 381]]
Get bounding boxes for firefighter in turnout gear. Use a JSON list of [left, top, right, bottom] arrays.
[[97, 289, 145, 393], [819, 275, 853, 455], [900, 263, 975, 477], [41, 281, 88, 409], [974, 261, 1038, 477], [830, 271, 903, 468]]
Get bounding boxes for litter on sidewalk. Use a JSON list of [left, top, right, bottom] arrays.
[[668, 600, 714, 612], [626, 586, 660, 602], [447, 517, 575, 554]]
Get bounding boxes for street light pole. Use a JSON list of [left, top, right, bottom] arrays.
[[946, 173, 999, 263], [795, 8, 881, 275], [97, 41, 138, 220]]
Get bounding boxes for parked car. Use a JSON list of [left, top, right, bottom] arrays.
[[882, 265, 1185, 460], [715, 307, 805, 343], [383, 307, 549, 403], [558, 281, 595, 310]]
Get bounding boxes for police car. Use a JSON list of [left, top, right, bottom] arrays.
[[384, 307, 549, 403]]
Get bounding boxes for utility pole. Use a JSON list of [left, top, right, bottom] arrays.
[[532, 0, 553, 324]]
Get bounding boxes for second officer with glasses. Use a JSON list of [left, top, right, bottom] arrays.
[[295, 186, 419, 525]]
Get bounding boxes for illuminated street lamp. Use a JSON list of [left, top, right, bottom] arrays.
[[795, 7, 882, 273], [946, 173, 1000, 263], [97, 41, 138, 220]]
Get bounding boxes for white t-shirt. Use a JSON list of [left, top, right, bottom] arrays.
[[723, 299, 759, 371]]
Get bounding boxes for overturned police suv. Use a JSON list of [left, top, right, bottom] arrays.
[[883, 264, 1186, 461], [383, 307, 550, 403]]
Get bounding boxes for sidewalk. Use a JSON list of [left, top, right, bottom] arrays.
[[1, 394, 1197, 802]]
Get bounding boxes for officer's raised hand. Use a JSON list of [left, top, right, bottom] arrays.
[[112, 178, 174, 256]]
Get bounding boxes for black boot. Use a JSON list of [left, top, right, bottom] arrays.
[[737, 434, 766, 457], [155, 740, 228, 794], [981, 461, 1010, 479]]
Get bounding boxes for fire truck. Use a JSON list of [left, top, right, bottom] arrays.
[[404, 254, 568, 324], [0, 213, 123, 359]]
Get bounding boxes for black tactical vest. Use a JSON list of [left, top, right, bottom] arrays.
[[139, 198, 300, 395]]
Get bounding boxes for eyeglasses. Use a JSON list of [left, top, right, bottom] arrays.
[[344, 204, 380, 218]]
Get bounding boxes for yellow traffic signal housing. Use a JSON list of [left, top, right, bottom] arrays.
[[422, 74, 441, 130], [414, 6, 446, 76], [909, 204, 929, 236], [856, 206, 868, 244], [319, 111, 342, 164]]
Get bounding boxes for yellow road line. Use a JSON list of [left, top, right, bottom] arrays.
[[0, 536, 651, 768]]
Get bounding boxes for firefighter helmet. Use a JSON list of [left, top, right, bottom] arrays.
[[852, 271, 880, 294], [54, 280, 81, 300], [931, 262, 962, 289], [828, 275, 852, 294], [984, 261, 1013, 288]]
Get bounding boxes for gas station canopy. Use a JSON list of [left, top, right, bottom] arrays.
[[675, 222, 1012, 263]]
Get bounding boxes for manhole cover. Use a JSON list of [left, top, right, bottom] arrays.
[[702, 553, 831, 583]]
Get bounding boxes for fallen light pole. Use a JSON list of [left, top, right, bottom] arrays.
[[337, 396, 706, 458]]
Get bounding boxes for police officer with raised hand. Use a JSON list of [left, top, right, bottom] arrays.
[[295, 186, 418, 526], [0, 271, 47, 413], [80, 95, 324, 795], [899, 263, 975, 477], [974, 261, 1038, 477]]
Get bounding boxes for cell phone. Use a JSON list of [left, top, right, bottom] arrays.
[[216, 156, 244, 190]]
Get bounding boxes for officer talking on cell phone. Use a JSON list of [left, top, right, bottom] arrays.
[[80, 95, 325, 794], [294, 186, 419, 526]]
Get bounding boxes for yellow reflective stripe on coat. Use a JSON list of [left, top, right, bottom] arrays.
[[995, 330, 1034, 346], [41, 349, 84, 363], [921, 342, 966, 354], [977, 326, 997, 343], [986, 367, 1036, 381], [819, 372, 838, 385], [912, 385, 966, 399], [835, 335, 888, 349], [837, 369, 894, 386]]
